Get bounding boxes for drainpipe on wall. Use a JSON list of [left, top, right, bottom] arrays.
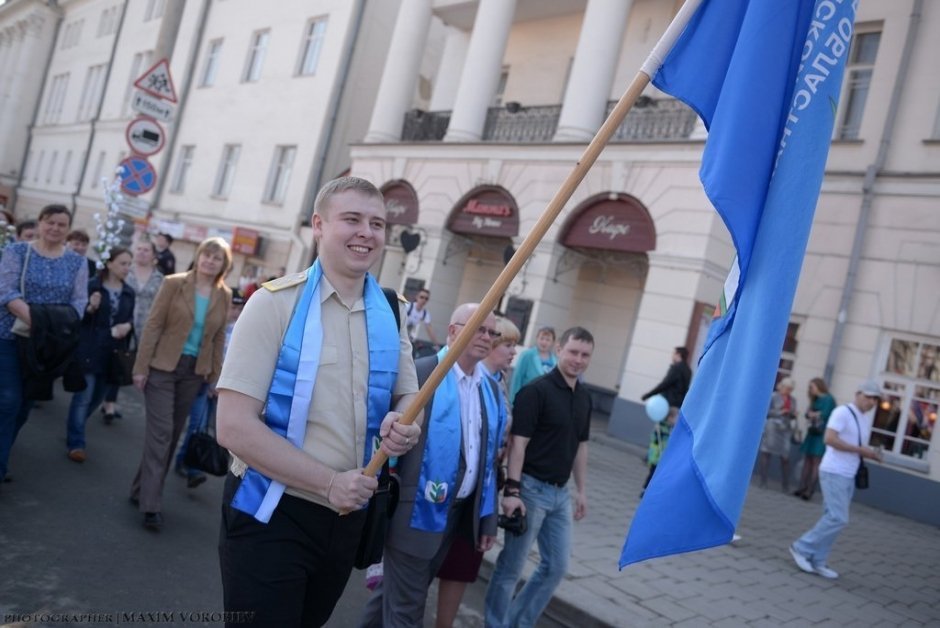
[[70, 0, 129, 217], [823, 0, 923, 384], [13, 0, 63, 214], [296, 0, 367, 268], [150, 0, 213, 212]]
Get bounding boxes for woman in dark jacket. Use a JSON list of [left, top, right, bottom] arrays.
[[65, 247, 134, 463]]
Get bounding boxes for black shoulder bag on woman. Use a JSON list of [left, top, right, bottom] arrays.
[[845, 406, 869, 490]]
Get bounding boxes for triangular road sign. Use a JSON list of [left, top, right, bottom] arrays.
[[134, 58, 178, 103]]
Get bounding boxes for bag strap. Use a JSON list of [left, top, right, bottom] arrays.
[[845, 405, 864, 461], [19, 243, 31, 300], [381, 287, 401, 330]]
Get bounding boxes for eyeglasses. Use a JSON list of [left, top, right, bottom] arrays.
[[453, 322, 501, 338]]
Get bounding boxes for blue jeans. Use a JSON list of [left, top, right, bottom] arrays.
[[484, 474, 572, 628], [0, 338, 32, 480], [66, 372, 111, 450], [793, 471, 855, 567], [175, 382, 212, 475]]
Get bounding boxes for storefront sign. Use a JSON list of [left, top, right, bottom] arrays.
[[232, 227, 260, 255], [448, 187, 519, 238], [561, 195, 655, 252], [381, 181, 419, 226]]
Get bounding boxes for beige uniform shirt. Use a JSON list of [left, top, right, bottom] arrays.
[[217, 274, 419, 510]]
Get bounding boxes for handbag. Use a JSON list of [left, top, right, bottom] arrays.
[[846, 406, 869, 490], [108, 333, 137, 386], [10, 244, 31, 337], [354, 459, 400, 569], [184, 401, 230, 476]]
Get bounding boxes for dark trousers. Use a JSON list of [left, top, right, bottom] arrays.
[[219, 474, 367, 628]]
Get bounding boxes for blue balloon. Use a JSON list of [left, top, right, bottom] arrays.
[[645, 394, 669, 423]]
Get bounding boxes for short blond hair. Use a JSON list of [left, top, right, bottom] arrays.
[[194, 236, 232, 284], [493, 316, 520, 348]]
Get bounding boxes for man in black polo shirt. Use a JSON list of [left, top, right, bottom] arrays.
[[484, 326, 593, 628]]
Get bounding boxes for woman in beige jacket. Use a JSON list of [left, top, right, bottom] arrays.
[[130, 236, 232, 531]]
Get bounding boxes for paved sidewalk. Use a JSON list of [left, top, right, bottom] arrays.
[[481, 431, 940, 627]]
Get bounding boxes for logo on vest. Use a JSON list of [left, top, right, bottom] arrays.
[[424, 480, 448, 504]]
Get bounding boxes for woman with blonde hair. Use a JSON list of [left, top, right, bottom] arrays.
[[130, 236, 232, 531], [758, 377, 798, 491]]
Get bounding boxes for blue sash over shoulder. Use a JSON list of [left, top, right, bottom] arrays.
[[232, 262, 400, 522]]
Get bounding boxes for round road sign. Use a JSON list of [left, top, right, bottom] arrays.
[[118, 156, 158, 196], [125, 116, 166, 156]]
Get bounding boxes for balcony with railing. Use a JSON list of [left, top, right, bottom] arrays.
[[400, 98, 698, 143]]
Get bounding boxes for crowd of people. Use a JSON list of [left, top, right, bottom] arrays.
[[1, 181, 886, 625]]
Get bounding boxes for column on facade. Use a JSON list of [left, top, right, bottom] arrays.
[[428, 26, 469, 112], [553, 0, 633, 142], [443, 0, 516, 142], [0, 18, 38, 166], [364, 0, 433, 143]]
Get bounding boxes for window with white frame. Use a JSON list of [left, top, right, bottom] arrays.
[[213, 144, 241, 198], [144, 0, 166, 22], [170, 145, 195, 194], [243, 30, 270, 83], [90, 151, 106, 188], [46, 151, 58, 184], [263, 145, 296, 204], [297, 18, 327, 76], [43, 73, 70, 124], [124, 51, 153, 116], [873, 335, 938, 469], [33, 151, 44, 182], [199, 39, 223, 87], [60, 150, 73, 185], [97, 6, 119, 37], [77, 64, 107, 121], [60, 20, 84, 49], [837, 27, 881, 140]]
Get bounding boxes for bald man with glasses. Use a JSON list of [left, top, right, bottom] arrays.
[[360, 303, 507, 627]]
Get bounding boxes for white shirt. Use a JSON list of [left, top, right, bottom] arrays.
[[406, 302, 430, 341], [455, 361, 485, 499], [820, 403, 872, 478]]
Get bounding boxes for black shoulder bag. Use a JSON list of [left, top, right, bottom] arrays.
[[846, 406, 869, 490], [354, 288, 403, 569], [184, 399, 230, 476]]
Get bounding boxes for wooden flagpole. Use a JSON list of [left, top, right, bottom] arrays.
[[363, 0, 703, 478]]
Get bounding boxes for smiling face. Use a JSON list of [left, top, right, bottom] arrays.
[[536, 330, 555, 353], [38, 213, 70, 246], [313, 190, 387, 281], [556, 337, 593, 382]]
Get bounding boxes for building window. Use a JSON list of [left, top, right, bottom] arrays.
[[297, 18, 327, 76], [144, 0, 166, 22], [97, 6, 119, 37], [124, 51, 154, 116], [60, 151, 72, 185], [78, 64, 107, 121], [837, 29, 881, 140], [213, 144, 241, 198], [60, 19, 85, 49], [46, 151, 58, 184], [34, 151, 45, 182], [90, 151, 106, 188], [242, 30, 270, 83], [170, 145, 195, 194], [776, 321, 801, 384], [263, 145, 296, 204], [874, 336, 938, 468], [43, 73, 70, 124], [200, 39, 223, 87]]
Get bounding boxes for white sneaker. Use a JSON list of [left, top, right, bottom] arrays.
[[813, 564, 839, 579], [789, 544, 814, 573]]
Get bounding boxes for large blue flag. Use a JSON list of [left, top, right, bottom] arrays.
[[620, 0, 858, 566]]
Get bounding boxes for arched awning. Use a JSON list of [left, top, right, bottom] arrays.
[[559, 193, 655, 252]]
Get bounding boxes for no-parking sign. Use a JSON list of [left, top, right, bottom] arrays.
[[125, 116, 166, 156], [118, 156, 158, 196]]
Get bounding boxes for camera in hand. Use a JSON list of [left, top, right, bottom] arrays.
[[497, 511, 527, 536]]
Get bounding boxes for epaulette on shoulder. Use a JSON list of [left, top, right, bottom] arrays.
[[397, 292, 408, 304], [262, 270, 308, 292]]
